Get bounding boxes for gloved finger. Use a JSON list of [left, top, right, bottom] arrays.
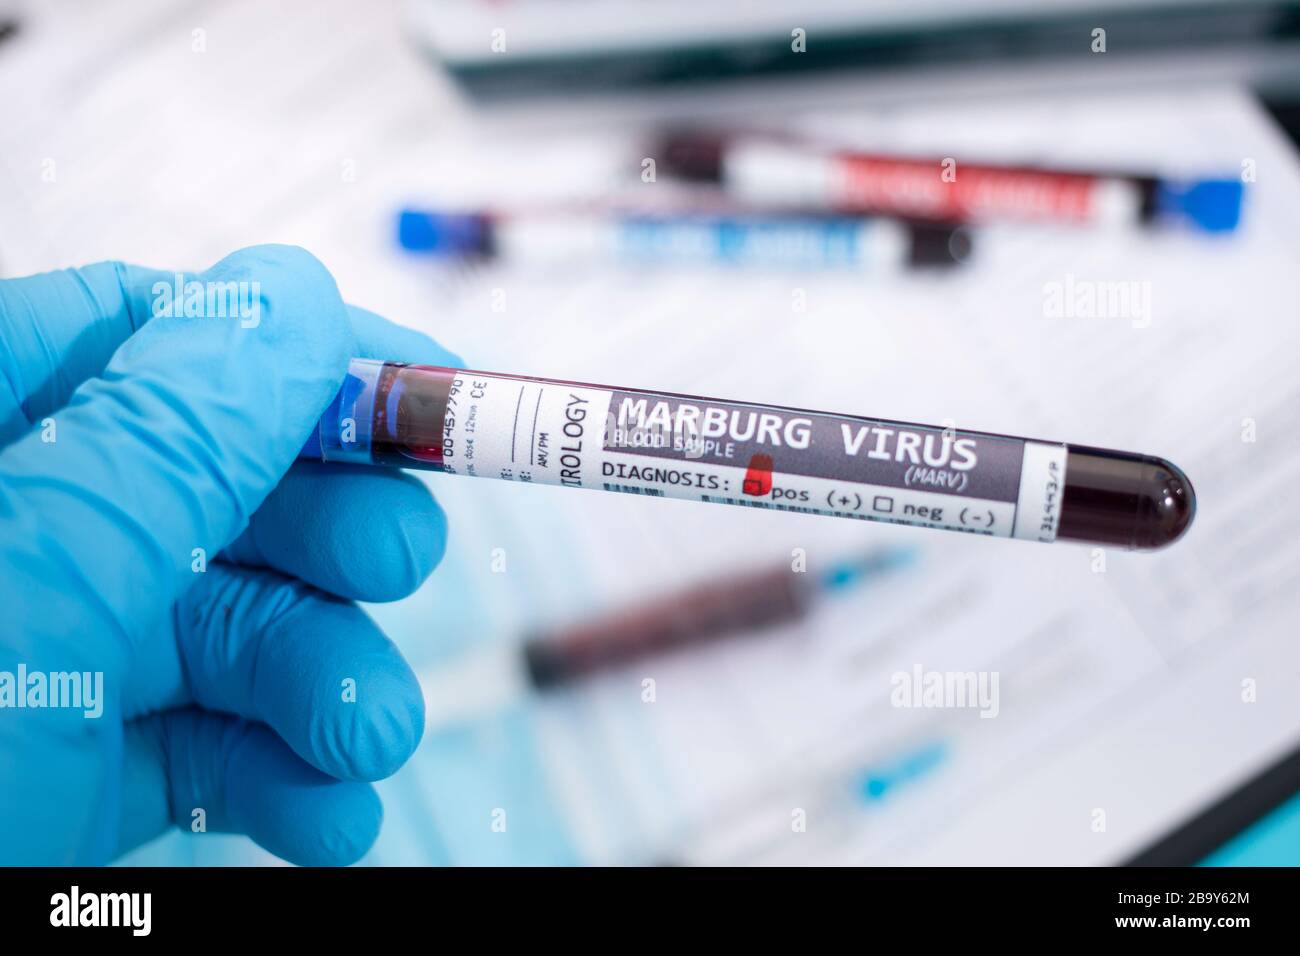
[[222, 305, 463, 602], [0, 262, 463, 604], [0, 260, 162, 446], [0, 244, 353, 660], [0, 665, 123, 865], [346, 304, 464, 368], [0, 278, 461, 447], [119, 709, 383, 866], [223, 462, 448, 602], [129, 562, 425, 781]]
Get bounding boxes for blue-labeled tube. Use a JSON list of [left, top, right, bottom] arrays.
[[397, 208, 971, 269]]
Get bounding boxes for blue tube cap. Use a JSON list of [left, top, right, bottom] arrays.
[[397, 209, 493, 256], [299, 428, 322, 460], [1154, 179, 1244, 233]]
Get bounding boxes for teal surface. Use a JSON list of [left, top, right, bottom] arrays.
[[1200, 791, 1300, 866]]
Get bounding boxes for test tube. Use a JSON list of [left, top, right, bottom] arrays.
[[656, 131, 1244, 232], [396, 209, 971, 270], [301, 360, 1195, 550]]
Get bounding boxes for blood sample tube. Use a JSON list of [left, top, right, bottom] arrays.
[[656, 132, 1244, 232], [301, 360, 1195, 550], [396, 208, 971, 270]]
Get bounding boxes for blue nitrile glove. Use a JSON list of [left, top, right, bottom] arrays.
[[0, 244, 461, 866]]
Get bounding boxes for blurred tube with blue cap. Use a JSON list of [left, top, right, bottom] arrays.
[[398, 208, 972, 269], [656, 132, 1245, 233]]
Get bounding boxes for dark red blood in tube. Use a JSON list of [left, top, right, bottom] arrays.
[[371, 363, 455, 467], [1057, 446, 1195, 550]]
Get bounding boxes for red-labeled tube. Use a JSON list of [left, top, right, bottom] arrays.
[[657, 133, 1244, 232]]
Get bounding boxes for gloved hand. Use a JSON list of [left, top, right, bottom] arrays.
[[0, 244, 459, 866]]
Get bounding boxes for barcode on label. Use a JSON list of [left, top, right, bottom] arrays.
[[701, 494, 821, 515], [602, 483, 665, 497]]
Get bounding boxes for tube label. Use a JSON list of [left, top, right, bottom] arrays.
[[725, 142, 1141, 225], [437, 370, 1068, 541]]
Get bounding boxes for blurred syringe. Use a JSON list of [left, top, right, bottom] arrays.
[[420, 546, 914, 728]]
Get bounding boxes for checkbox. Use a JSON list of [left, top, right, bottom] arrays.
[[873, 496, 894, 513]]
